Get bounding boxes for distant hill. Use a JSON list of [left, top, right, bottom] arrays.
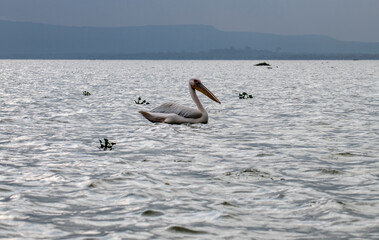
[[1, 20, 379, 59]]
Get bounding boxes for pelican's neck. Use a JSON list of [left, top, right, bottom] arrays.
[[189, 84, 206, 113]]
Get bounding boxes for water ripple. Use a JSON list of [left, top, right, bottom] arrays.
[[0, 60, 378, 239]]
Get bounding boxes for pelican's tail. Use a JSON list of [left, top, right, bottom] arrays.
[[139, 111, 166, 123]]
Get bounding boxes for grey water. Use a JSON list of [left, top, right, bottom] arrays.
[[0, 60, 378, 239]]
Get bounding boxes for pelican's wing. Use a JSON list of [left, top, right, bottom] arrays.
[[151, 103, 202, 119], [138, 111, 167, 123]]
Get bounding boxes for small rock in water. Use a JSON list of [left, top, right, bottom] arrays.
[[254, 62, 270, 66], [82, 91, 91, 96], [99, 138, 116, 151], [135, 96, 150, 105], [239, 92, 253, 99]]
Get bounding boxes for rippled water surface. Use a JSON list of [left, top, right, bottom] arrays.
[[0, 60, 378, 239]]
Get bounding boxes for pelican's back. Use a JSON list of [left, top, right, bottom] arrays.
[[151, 103, 202, 119]]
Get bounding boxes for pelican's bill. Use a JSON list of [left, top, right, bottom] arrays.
[[194, 82, 221, 104]]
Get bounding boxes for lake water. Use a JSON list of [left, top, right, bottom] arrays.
[[0, 60, 378, 239]]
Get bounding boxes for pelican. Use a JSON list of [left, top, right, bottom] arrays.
[[139, 78, 221, 124]]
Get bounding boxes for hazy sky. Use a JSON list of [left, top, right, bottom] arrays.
[[1, 0, 378, 42]]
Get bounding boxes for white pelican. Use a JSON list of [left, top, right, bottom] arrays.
[[139, 78, 221, 124]]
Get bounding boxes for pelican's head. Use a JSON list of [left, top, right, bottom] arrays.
[[190, 78, 221, 104]]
